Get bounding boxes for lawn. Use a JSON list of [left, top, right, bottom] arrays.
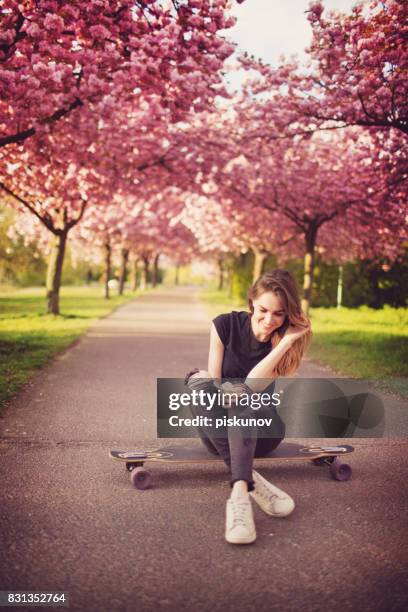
[[0, 286, 140, 409], [199, 289, 408, 397]]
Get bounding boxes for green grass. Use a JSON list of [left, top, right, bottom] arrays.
[[199, 289, 408, 397], [0, 286, 141, 409]]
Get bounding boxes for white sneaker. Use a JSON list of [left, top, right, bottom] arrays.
[[225, 495, 257, 544], [250, 470, 295, 517]]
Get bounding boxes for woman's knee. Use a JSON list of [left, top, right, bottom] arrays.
[[192, 369, 211, 379], [185, 369, 214, 391]]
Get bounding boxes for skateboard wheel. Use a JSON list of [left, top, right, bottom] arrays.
[[330, 459, 352, 481], [130, 467, 152, 490]]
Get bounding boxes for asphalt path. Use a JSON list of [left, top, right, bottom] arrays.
[[0, 287, 407, 612]]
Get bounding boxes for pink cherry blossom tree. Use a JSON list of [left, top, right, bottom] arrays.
[[303, 0, 408, 135], [0, 0, 243, 148], [0, 96, 179, 312], [238, 0, 407, 141], [179, 106, 407, 312]]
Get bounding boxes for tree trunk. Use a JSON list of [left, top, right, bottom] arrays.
[[152, 254, 160, 288], [104, 240, 112, 299], [174, 265, 180, 286], [226, 265, 233, 298], [118, 248, 129, 295], [130, 257, 139, 291], [252, 247, 268, 282], [337, 265, 343, 309], [141, 255, 149, 290], [301, 224, 318, 315], [46, 230, 68, 315], [217, 257, 224, 291]]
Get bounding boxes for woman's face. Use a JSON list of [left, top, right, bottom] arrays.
[[251, 291, 287, 335]]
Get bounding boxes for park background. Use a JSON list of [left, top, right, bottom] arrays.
[[0, 0, 407, 407], [0, 2, 407, 610]]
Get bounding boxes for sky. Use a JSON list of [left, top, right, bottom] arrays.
[[227, 0, 357, 68]]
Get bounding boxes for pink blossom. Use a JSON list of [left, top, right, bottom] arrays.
[[26, 23, 42, 39], [89, 25, 111, 41], [43, 14, 65, 34]]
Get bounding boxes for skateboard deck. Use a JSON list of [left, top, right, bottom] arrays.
[[110, 442, 354, 489]]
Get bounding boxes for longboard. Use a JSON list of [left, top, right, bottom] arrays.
[[109, 442, 354, 489]]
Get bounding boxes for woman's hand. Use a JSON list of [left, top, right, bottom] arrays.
[[282, 322, 311, 346]]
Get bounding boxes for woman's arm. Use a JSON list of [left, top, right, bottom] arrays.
[[245, 324, 310, 391], [208, 323, 224, 379]]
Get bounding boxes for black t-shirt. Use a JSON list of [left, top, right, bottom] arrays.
[[212, 310, 283, 437], [213, 310, 273, 379]]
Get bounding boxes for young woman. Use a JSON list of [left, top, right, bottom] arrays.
[[185, 269, 311, 545]]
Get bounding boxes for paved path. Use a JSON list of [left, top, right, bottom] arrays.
[[0, 288, 407, 612]]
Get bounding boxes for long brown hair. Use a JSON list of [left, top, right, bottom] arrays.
[[248, 269, 312, 376]]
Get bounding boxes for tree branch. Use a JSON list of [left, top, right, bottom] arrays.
[[66, 196, 88, 230], [0, 98, 83, 148], [0, 11, 26, 63], [0, 181, 58, 234]]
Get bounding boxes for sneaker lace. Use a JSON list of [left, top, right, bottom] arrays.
[[231, 499, 251, 527], [254, 480, 281, 503]]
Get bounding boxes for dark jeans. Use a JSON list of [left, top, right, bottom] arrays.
[[185, 371, 285, 492]]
